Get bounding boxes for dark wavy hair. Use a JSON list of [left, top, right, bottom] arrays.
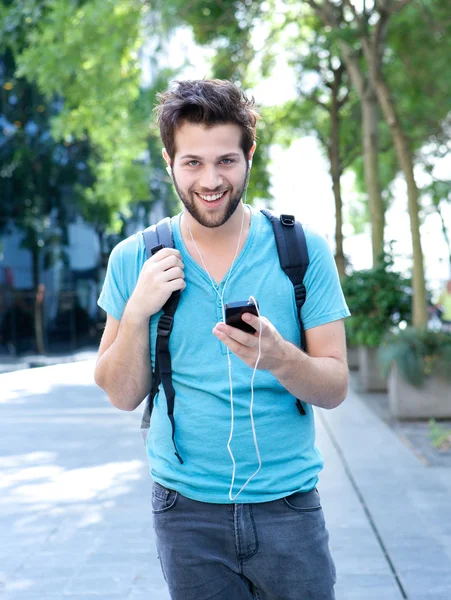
[[155, 79, 260, 161]]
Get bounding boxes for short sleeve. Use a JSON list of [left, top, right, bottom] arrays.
[[300, 228, 350, 330], [97, 233, 145, 321]]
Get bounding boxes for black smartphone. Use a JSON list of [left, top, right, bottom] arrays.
[[225, 300, 259, 334]]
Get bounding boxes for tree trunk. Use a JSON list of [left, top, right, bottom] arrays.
[[361, 90, 384, 264], [356, 17, 428, 327], [335, 42, 385, 267], [31, 244, 46, 354], [330, 82, 345, 278], [31, 245, 40, 295], [331, 164, 345, 278], [35, 284, 46, 355], [369, 71, 428, 327]]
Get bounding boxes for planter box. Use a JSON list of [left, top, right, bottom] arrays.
[[347, 346, 359, 370], [388, 365, 451, 419], [358, 345, 387, 392]]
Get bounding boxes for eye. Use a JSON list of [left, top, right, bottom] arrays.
[[220, 158, 234, 165], [187, 160, 200, 167]]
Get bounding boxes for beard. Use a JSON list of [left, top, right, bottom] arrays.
[[172, 169, 249, 228]]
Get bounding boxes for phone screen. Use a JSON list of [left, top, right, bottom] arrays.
[[225, 304, 258, 334]]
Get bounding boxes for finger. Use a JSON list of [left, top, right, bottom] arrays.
[[214, 322, 258, 347], [151, 247, 182, 262], [170, 278, 186, 292], [241, 313, 264, 335], [158, 255, 185, 272], [163, 266, 185, 282], [242, 313, 267, 335], [212, 327, 248, 355]]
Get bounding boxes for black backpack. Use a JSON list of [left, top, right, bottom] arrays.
[[140, 210, 310, 464]]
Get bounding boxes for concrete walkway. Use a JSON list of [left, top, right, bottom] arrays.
[[0, 361, 450, 600]]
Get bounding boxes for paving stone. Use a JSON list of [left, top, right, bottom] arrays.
[[129, 591, 171, 600], [3, 575, 69, 596], [19, 551, 87, 570], [63, 574, 133, 595], [12, 565, 77, 581], [3, 595, 63, 600], [334, 572, 403, 597], [130, 570, 172, 595], [408, 596, 451, 600], [335, 586, 402, 599], [62, 596, 125, 600], [0, 556, 25, 584]]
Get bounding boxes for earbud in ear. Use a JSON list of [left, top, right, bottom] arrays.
[[166, 165, 172, 178], [248, 160, 253, 170]]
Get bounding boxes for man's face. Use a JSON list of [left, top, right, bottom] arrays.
[[169, 122, 250, 228]]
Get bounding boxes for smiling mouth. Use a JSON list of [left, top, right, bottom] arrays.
[[195, 190, 228, 203]]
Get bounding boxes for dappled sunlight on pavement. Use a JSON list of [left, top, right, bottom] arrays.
[[1, 459, 143, 502], [0, 360, 97, 404], [0, 360, 170, 600]]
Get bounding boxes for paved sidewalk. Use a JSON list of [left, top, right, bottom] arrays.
[[0, 350, 98, 375], [1, 361, 450, 600]]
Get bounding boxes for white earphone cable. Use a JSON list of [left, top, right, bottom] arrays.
[[186, 206, 245, 319], [186, 200, 262, 501], [227, 294, 262, 501]]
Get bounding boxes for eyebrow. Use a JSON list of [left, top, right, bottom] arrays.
[[179, 152, 242, 161]]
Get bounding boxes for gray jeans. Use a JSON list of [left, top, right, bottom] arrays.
[[151, 481, 336, 600]]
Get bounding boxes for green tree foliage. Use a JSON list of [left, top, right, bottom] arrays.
[[386, 0, 451, 151], [0, 45, 95, 289], [265, 12, 362, 273], [341, 251, 412, 347], [271, 15, 361, 165], [1, 0, 151, 230], [154, 0, 260, 82], [350, 0, 451, 229], [129, 69, 182, 221]]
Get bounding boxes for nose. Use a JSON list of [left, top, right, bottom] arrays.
[[198, 165, 223, 191]]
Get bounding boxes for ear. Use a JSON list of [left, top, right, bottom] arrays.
[[162, 148, 171, 167], [248, 142, 257, 165]]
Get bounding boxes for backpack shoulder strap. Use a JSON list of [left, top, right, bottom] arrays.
[[142, 216, 174, 259], [140, 217, 183, 464], [260, 210, 309, 315], [261, 209, 310, 417]]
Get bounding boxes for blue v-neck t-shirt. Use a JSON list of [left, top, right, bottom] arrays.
[[98, 206, 350, 503]]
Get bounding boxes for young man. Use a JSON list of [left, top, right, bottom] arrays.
[[95, 79, 350, 600]]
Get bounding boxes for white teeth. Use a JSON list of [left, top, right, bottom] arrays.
[[198, 192, 226, 202]]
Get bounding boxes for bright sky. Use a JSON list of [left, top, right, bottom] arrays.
[[146, 26, 451, 288]]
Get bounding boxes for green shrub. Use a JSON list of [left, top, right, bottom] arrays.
[[378, 327, 451, 386], [341, 253, 412, 347], [429, 419, 451, 451]]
